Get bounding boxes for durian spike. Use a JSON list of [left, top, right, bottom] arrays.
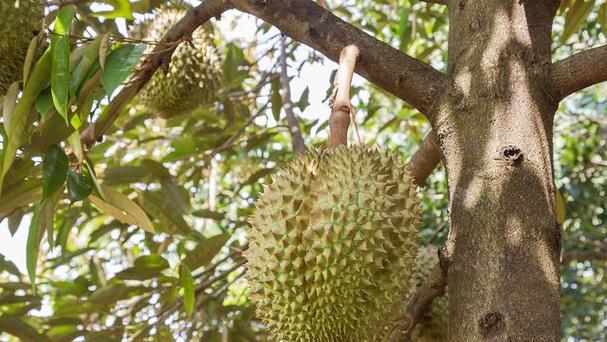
[[329, 45, 361, 147]]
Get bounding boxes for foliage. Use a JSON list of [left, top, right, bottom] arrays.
[[0, 0, 604, 341]]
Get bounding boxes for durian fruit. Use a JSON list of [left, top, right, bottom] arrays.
[[245, 147, 420, 341], [0, 0, 44, 96], [136, 5, 222, 119], [411, 246, 448, 341]]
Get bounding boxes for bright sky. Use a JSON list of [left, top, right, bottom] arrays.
[[0, 4, 364, 275]]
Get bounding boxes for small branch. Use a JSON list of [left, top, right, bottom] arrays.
[[406, 131, 441, 187], [230, 0, 447, 118], [551, 44, 607, 100], [562, 244, 607, 263], [390, 265, 448, 341], [329, 45, 359, 147], [422, 0, 449, 5], [81, 0, 230, 148], [279, 36, 306, 155]]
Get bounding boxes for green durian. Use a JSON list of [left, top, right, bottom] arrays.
[[245, 147, 420, 341], [0, 0, 44, 96], [136, 5, 222, 119], [411, 246, 448, 341]]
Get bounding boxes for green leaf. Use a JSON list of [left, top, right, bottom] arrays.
[[0, 49, 52, 193], [271, 77, 283, 121], [0, 253, 21, 277], [89, 184, 154, 233], [183, 233, 230, 271], [115, 254, 169, 280], [101, 44, 145, 96], [42, 145, 68, 199], [180, 264, 195, 317], [89, 283, 129, 304], [23, 32, 44, 85], [242, 168, 275, 187], [50, 5, 77, 123], [599, 3, 607, 37], [297, 87, 310, 111], [26, 205, 42, 291], [35, 88, 53, 116], [0, 316, 50, 342], [0, 179, 43, 216], [2, 82, 20, 130], [67, 170, 94, 202], [93, 0, 134, 19], [137, 190, 190, 235], [560, 0, 596, 43]]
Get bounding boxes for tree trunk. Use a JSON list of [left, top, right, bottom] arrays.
[[432, 1, 562, 340]]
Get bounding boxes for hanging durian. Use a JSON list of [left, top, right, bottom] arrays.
[[245, 147, 420, 341], [410, 246, 448, 342], [0, 0, 44, 96], [136, 5, 222, 119]]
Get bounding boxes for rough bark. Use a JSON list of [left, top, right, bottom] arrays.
[[551, 44, 607, 100], [431, 1, 562, 340], [230, 0, 446, 118]]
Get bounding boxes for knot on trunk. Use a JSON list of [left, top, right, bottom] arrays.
[[499, 145, 523, 166], [479, 312, 505, 338]]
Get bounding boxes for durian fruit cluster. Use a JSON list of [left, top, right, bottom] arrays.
[[411, 246, 448, 341], [0, 0, 44, 96], [136, 5, 222, 119], [246, 147, 420, 341]]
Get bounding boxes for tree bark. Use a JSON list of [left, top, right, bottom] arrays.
[[431, 0, 562, 340], [227, 0, 607, 340]]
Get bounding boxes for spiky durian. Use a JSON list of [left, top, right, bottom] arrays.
[[136, 5, 222, 118], [245, 147, 420, 341], [411, 246, 448, 341], [0, 0, 44, 96]]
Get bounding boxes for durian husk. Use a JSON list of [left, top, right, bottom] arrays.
[[136, 5, 222, 118], [0, 0, 44, 96], [246, 147, 420, 341], [410, 246, 448, 341]]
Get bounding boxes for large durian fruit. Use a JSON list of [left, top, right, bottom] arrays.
[[0, 0, 44, 96], [245, 147, 420, 341], [136, 5, 222, 119], [410, 246, 448, 341]]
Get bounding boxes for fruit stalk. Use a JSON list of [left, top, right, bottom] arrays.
[[329, 45, 359, 147]]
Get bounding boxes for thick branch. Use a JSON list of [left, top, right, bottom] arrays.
[[551, 45, 607, 100], [279, 36, 306, 155], [81, 0, 229, 147], [230, 0, 446, 117], [406, 131, 441, 187]]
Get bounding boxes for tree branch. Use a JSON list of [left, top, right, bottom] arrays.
[[551, 44, 607, 100], [230, 0, 447, 118], [406, 131, 441, 187], [423, 0, 448, 6], [390, 265, 447, 341], [81, 0, 230, 147], [279, 36, 306, 155], [562, 251, 607, 263]]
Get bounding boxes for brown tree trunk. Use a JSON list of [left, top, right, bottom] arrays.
[[431, 0, 562, 340]]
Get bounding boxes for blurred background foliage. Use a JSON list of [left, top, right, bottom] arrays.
[[0, 0, 605, 341]]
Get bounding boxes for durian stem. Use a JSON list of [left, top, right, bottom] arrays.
[[329, 45, 359, 147]]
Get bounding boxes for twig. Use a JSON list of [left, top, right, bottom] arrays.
[[279, 36, 306, 155], [329, 45, 360, 147]]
